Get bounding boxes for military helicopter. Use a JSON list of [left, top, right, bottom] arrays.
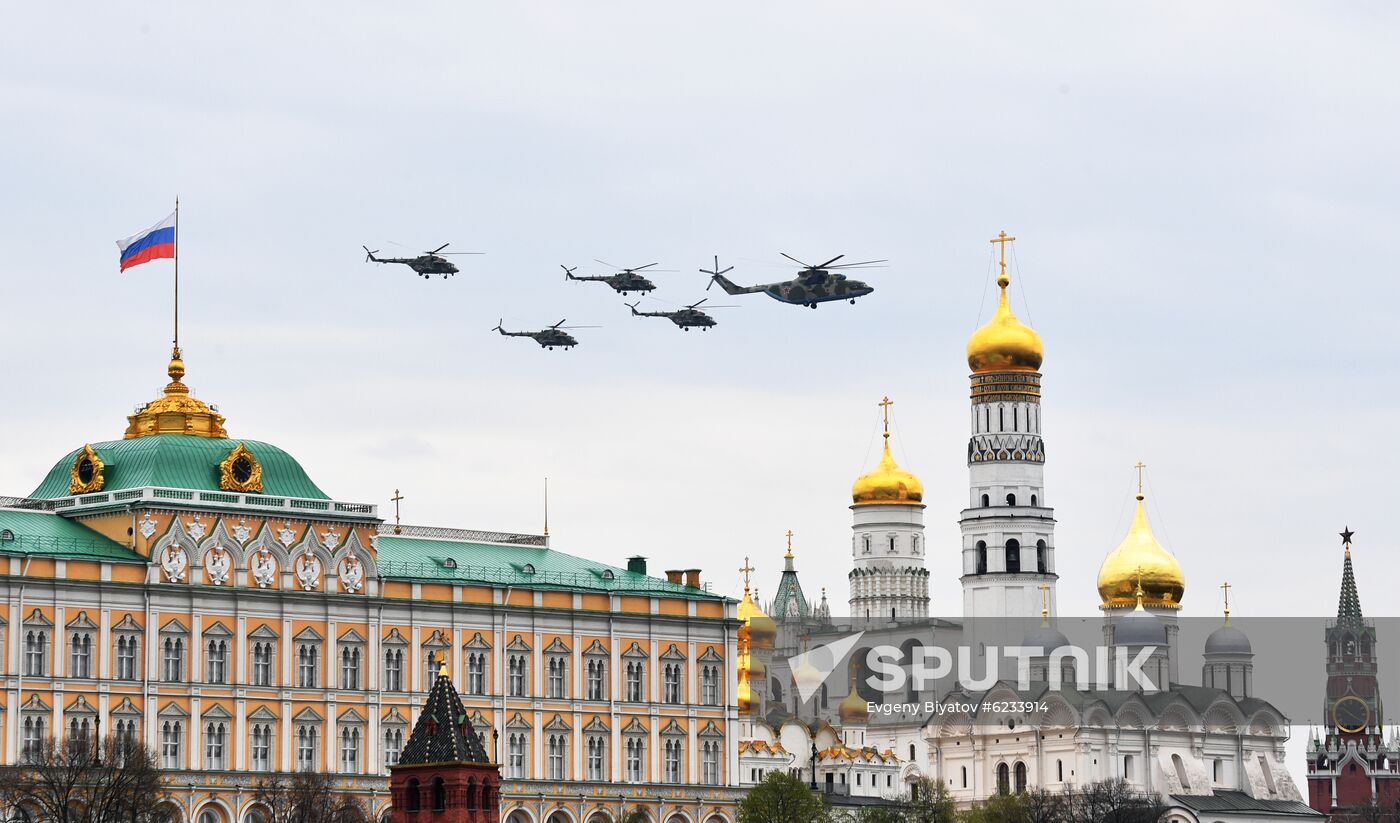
[[704, 254, 881, 308], [363, 243, 481, 279], [492, 319, 598, 350], [563, 261, 667, 296], [624, 298, 735, 331]]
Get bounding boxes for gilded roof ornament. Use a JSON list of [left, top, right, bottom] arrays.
[[1096, 465, 1186, 609], [967, 231, 1044, 374], [852, 396, 924, 506], [124, 347, 227, 439]]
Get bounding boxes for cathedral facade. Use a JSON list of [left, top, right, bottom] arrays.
[[735, 237, 1320, 822], [0, 352, 743, 823]]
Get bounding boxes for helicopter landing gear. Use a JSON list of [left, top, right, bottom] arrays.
[[809, 303, 818, 309], [850, 299, 857, 304]]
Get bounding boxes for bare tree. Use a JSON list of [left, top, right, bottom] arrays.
[[0, 735, 170, 823], [1062, 779, 1166, 823], [251, 771, 371, 823]]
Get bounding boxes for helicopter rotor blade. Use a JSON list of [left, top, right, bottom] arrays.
[[593, 259, 620, 269], [827, 259, 888, 268], [630, 263, 659, 272], [816, 255, 845, 269], [687, 298, 709, 309], [430, 243, 450, 254], [560, 325, 602, 329], [550, 319, 568, 328], [780, 252, 811, 268]]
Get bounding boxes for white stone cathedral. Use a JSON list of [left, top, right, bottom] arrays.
[[735, 235, 1317, 822]]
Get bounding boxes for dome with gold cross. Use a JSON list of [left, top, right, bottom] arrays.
[[852, 396, 924, 506], [1097, 470, 1185, 609], [967, 232, 1044, 374]]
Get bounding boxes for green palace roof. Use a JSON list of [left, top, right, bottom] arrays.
[[29, 435, 327, 500], [375, 534, 726, 599], [0, 507, 144, 562]]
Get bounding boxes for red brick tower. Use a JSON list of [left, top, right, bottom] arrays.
[[390, 660, 501, 823], [1306, 529, 1395, 815]]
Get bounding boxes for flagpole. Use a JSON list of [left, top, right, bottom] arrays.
[[174, 197, 180, 354]]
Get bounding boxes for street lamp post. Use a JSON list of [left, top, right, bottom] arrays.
[[810, 741, 818, 790]]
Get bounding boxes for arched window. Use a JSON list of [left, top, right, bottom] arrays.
[[1030, 494, 1038, 506], [976, 542, 988, 575], [1056, 759, 1063, 782], [1005, 493, 1016, 506], [1036, 540, 1048, 574], [1005, 540, 1021, 574], [996, 762, 1010, 794], [909, 743, 916, 761], [1172, 753, 1189, 788], [981, 494, 990, 507], [406, 778, 421, 812], [961, 765, 968, 788], [1014, 761, 1028, 793], [431, 776, 446, 811]]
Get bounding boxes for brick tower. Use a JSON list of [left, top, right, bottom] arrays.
[[390, 659, 501, 823]]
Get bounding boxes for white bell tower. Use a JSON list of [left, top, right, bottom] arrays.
[[960, 232, 1057, 629], [849, 396, 929, 625]]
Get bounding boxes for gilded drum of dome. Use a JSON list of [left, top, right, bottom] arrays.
[[1097, 495, 1186, 609], [966, 276, 1044, 374]]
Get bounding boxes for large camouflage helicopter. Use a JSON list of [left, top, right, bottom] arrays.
[[563, 261, 667, 295], [363, 243, 481, 279], [492, 319, 598, 350], [625, 298, 735, 331], [704, 253, 881, 308]]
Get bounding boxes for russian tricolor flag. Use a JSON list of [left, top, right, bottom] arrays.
[[116, 211, 176, 271]]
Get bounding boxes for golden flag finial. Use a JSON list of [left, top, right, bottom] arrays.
[[990, 230, 1016, 288]]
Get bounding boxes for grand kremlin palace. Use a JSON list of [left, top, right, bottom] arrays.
[[0, 350, 744, 823]]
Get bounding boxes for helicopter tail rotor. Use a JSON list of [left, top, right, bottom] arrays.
[[561, 265, 578, 280], [363, 246, 380, 263]]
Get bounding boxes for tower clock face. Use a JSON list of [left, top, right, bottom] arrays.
[[1333, 695, 1370, 734], [231, 456, 253, 484]]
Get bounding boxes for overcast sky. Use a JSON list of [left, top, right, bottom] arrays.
[[3, 0, 1397, 709]]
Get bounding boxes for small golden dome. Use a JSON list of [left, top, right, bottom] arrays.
[[740, 587, 777, 650], [124, 348, 228, 439], [1097, 493, 1186, 609], [737, 669, 752, 714], [838, 676, 869, 724], [852, 440, 924, 506], [967, 273, 1044, 373]]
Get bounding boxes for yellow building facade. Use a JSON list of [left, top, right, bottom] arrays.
[[0, 351, 743, 823]]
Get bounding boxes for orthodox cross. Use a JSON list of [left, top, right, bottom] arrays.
[[879, 396, 893, 441], [739, 557, 754, 593], [1220, 581, 1232, 624], [390, 489, 405, 535], [1134, 462, 1146, 496], [1038, 582, 1051, 624], [785, 529, 795, 558], [990, 230, 1016, 280]]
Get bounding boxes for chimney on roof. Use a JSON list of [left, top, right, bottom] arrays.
[[665, 569, 683, 585], [685, 569, 701, 588], [627, 556, 647, 575]]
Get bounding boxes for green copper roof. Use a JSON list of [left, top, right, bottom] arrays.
[[1337, 550, 1364, 626], [375, 535, 726, 599], [0, 508, 145, 562], [29, 435, 327, 500]]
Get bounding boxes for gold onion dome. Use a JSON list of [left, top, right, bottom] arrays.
[[125, 348, 228, 439], [852, 440, 924, 506], [1097, 493, 1186, 609], [967, 272, 1044, 374], [738, 586, 776, 651], [838, 675, 869, 724]]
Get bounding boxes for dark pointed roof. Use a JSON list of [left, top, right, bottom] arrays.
[[1337, 547, 1364, 627], [397, 667, 490, 766], [771, 552, 809, 623]]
